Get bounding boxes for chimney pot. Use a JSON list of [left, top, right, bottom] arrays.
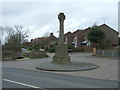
[[50, 33, 53, 36]]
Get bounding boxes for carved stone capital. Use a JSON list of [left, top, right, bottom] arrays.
[[58, 12, 65, 21]]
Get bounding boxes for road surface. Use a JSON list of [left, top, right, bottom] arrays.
[[2, 67, 118, 88]]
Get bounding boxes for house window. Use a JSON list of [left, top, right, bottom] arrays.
[[65, 37, 68, 43], [64, 37, 67, 44], [73, 36, 77, 48]]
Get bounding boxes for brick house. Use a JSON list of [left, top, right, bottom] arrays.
[[98, 24, 119, 46], [64, 30, 85, 47], [82, 24, 119, 47], [47, 33, 58, 45], [64, 29, 89, 47], [72, 29, 85, 47], [64, 24, 119, 48], [32, 33, 58, 48], [64, 31, 73, 44], [21, 42, 32, 49]]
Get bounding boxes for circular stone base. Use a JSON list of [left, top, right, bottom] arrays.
[[36, 62, 99, 72]]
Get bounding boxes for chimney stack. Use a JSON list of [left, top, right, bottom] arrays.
[[50, 33, 53, 36]]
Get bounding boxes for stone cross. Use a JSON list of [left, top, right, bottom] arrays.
[[58, 13, 65, 45], [52, 12, 71, 64]]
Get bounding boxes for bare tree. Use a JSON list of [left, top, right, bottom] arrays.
[[4, 25, 30, 51], [14, 25, 30, 43], [0, 26, 14, 45], [1, 25, 30, 44], [1, 25, 30, 59], [5, 26, 15, 44]]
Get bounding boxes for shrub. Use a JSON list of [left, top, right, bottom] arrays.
[[47, 48, 55, 53], [73, 47, 84, 52], [67, 44, 74, 49], [30, 50, 48, 58], [23, 50, 48, 59], [22, 51, 30, 58]]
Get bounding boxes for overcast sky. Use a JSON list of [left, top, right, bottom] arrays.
[[1, 1, 119, 41]]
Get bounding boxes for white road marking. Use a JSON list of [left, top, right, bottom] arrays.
[[3, 79, 41, 88]]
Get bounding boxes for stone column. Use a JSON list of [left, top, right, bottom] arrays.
[[52, 13, 71, 64], [58, 13, 65, 45]]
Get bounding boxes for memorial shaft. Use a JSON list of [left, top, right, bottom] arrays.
[[52, 12, 71, 64], [59, 17, 64, 45]]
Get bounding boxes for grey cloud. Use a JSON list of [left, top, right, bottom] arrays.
[[2, 2, 118, 40]]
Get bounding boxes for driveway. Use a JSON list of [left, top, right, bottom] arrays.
[[2, 52, 118, 81]]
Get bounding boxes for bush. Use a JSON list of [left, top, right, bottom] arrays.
[[28, 44, 40, 51], [31, 50, 48, 58], [23, 50, 48, 59], [67, 44, 74, 49], [73, 47, 84, 52], [47, 48, 55, 53], [22, 51, 30, 58]]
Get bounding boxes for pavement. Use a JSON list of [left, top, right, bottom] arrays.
[[2, 52, 119, 81]]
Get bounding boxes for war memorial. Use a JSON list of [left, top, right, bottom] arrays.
[[36, 13, 99, 71]]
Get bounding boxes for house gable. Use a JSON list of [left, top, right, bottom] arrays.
[[98, 24, 119, 46]]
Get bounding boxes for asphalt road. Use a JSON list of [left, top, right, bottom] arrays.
[[2, 67, 118, 88]]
